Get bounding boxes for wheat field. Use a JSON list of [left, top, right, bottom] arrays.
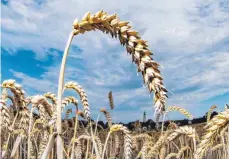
[[1, 11, 229, 159]]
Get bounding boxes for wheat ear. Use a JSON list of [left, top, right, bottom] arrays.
[[0, 89, 10, 131], [64, 81, 90, 120], [100, 108, 112, 127], [108, 91, 114, 110], [72, 11, 167, 114], [1, 79, 26, 109], [207, 105, 217, 122], [166, 106, 193, 120], [44, 92, 57, 105], [74, 142, 82, 159], [195, 109, 229, 159], [107, 124, 132, 159]]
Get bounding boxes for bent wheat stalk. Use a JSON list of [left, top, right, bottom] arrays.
[[56, 30, 75, 159]]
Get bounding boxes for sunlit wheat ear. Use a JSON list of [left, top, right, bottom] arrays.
[[159, 144, 166, 159], [38, 129, 49, 158], [137, 140, 153, 159], [64, 81, 90, 120], [72, 10, 167, 114], [4, 79, 32, 133], [110, 124, 132, 159], [19, 107, 30, 132], [62, 96, 78, 110], [77, 110, 90, 121], [1, 89, 11, 131], [114, 134, 120, 154], [132, 133, 151, 150], [166, 106, 193, 120], [141, 141, 151, 159], [51, 96, 78, 126], [1, 79, 26, 109], [75, 142, 82, 159], [94, 135, 103, 156], [31, 95, 53, 117], [108, 91, 114, 110], [207, 105, 217, 122], [100, 108, 112, 127], [6, 94, 17, 109], [195, 109, 229, 159], [0, 102, 10, 131], [77, 110, 86, 119], [44, 92, 57, 105], [65, 108, 72, 119], [167, 126, 198, 147]]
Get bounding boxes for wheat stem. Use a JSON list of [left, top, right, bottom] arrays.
[[56, 30, 75, 159]]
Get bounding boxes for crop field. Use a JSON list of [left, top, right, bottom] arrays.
[[1, 10, 229, 159]]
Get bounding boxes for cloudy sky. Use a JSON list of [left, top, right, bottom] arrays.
[[1, 0, 229, 123]]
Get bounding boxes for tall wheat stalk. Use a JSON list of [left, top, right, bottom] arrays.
[[56, 30, 75, 159]]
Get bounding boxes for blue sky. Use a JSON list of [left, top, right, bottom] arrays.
[[1, 0, 229, 123]]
